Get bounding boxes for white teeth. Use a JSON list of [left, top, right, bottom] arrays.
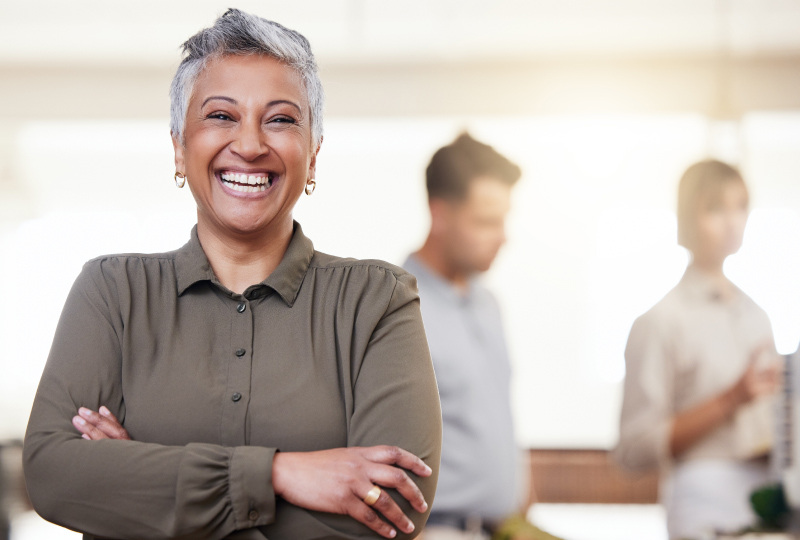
[[221, 172, 269, 185], [220, 171, 272, 192], [224, 183, 268, 193]]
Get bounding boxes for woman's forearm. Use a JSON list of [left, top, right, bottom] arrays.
[[24, 425, 277, 539], [669, 345, 781, 458], [669, 385, 742, 458]]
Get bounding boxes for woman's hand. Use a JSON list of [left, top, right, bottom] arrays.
[[731, 343, 782, 406], [272, 446, 432, 539], [72, 406, 130, 440], [670, 342, 782, 458]]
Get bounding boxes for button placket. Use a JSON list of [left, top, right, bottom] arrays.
[[220, 297, 254, 446]]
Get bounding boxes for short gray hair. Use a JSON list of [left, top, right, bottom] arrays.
[[169, 9, 324, 147]]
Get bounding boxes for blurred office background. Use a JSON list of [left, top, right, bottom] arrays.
[[2, 1, 800, 538]]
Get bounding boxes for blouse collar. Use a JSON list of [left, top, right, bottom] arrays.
[[174, 221, 314, 306], [679, 264, 743, 304]]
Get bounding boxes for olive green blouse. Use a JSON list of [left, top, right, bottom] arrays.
[[23, 222, 441, 540]]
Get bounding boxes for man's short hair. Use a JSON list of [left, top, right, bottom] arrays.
[[425, 132, 521, 201]]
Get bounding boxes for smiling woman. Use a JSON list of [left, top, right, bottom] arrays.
[[175, 53, 318, 292], [22, 9, 441, 540]]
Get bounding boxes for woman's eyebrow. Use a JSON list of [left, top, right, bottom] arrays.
[[202, 96, 237, 107], [268, 99, 302, 114], [200, 97, 301, 114]]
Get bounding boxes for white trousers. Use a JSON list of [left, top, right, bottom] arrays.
[[661, 459, 770, 540]]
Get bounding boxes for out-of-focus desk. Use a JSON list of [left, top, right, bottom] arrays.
[[527, 449, 663, 540], [528, 448, 658, 504]]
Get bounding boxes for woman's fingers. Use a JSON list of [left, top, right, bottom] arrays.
[[352, 497, 398, 538], [360, 484, 416, 535], [733, 343, 782, 404], [358, 445, 433, 478], [353, 496, 399, 538], [368, 464, 428, 513], [272, 447, 430, 538], [72, 415, 104, 439], [355, 446, 431, 513], [73, 407, 131, 440]]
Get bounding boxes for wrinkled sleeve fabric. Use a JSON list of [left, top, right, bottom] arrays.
[[349, 270, 441, 531], [23, 262, 276, 539], [261, 267, 442, 540], [613, 312, 674, 473]]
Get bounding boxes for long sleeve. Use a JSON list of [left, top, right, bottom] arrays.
[[349, 271, 441, 527], [613, 313, 674, 473], [260, 267, 442, 539], [23, 263, 277, 539]]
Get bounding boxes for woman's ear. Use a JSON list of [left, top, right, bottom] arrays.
[[308, 136, 322, 180], [171, 132, 186, 173]]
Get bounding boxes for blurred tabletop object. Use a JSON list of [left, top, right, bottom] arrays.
[[0, 441, 26, 540]]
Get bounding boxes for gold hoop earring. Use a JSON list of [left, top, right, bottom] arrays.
[[305, 179, 316, 196], [174, 172, 186, 189]]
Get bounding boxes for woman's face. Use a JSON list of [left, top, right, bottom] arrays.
[[173, 54, 317, 238], [692, 180, 749, 262]]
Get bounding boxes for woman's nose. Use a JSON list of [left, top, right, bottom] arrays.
[[230, 120, 268, 161]]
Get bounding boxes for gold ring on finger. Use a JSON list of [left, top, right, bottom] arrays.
[[363, 485, 381, 505]]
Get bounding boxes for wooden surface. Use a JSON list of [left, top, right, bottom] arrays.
[[529, 449, 659, 504]]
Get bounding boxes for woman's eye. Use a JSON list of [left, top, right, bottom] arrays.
[[207, 112, 232, 121], [270, 116, 296, 125]]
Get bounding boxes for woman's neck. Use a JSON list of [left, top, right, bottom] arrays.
[[689, 251, 726, 279], [196, 220, 293, 295], [688, 253, 734, 298]]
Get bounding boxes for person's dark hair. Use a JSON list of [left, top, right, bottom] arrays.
[[677, 159, 748, 249], [425, 133, 521, 200]]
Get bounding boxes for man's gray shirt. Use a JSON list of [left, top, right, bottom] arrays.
[[404, 254, 519, 521]]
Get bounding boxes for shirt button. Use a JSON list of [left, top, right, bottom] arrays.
[[231, 392, 242, 402], [237, 302, 246, 313], [235, 348, 246, 357], [248, 509, 259, 521]]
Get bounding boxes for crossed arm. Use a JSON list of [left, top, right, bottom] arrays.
[[74, 406, 431, 538]]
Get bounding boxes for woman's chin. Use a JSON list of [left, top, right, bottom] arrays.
[[722, 242, 744, 259], [196, 211, 280, 238], [223, 218, 278, 237]]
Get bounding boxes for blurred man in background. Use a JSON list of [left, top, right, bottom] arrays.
[[404, 133, 558, 540]]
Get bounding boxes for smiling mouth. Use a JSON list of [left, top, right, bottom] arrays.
[[220, 171, 273, 193]]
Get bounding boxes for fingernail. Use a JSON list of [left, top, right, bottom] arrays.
[[99, 406, 110, 417], [421, 501, 428, 511], [74, 416, 86, 426], [78, 407, 89, 416], [388, 530, 396, 538], [406, 521, 415, 533], [82, 434, 90, 440], [424, 464, 432, 474]]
